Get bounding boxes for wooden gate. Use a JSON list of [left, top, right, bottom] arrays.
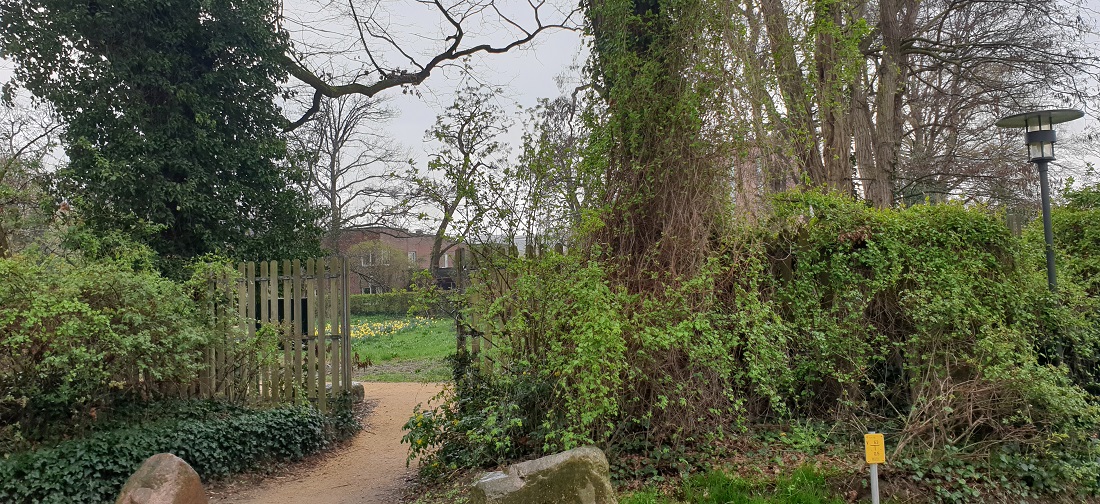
[[201, 257, 351, 412]]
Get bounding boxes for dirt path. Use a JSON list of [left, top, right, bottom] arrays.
[[212, 382, 444, 504]]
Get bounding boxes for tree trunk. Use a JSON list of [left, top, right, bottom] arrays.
[[815, 2, 853, 193], [864, 0, 918, 207], [760, 0, 825, 185]]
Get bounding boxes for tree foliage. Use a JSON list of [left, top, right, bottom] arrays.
[[416, 85, 509, 274], [0, 0, 322, 273]]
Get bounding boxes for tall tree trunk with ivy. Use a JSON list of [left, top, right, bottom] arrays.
[[585, 0, 732, 291]]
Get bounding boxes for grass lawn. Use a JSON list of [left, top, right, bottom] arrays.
[[350, 315, 455, 382], [621, 467, 845, 504]]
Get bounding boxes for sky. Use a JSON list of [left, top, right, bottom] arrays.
[[1, 0, 1098, 176], [278, 0, 586, 167]]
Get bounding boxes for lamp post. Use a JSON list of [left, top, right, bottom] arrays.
[[995, 108, 1084, 292]]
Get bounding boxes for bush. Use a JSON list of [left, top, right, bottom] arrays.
[[417, 189, 1100, 498], [0, 251, 218, 452], [1031, 184, 1100, 394], [0, 403, 340, 504], [349, 291, 418, 316]]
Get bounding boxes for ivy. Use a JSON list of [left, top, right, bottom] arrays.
[[422, 188, 1100, 498], [0, 403, 354, 504]]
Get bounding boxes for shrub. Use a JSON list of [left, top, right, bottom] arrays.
[[0, 251, 217, 452], [417, 188, 1100, 498], [1030, 184, 1100, 394], [349, 291, 418, 316], [0, 403, 338, 504]]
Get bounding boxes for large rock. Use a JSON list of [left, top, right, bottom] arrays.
[[470, 446, 617, 504], [115, 453, 208, 504], [325, 381, 366, 402]]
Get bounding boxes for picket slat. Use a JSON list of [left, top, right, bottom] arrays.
[[305, 258, 317, 405], [260, 261, 270, 403], [316, 257, 328, 413], [342, 257, 352, 394], [175, 257, 349, 408], [328, 258, 341, 395], [282, 259, 293, 402], [292, 259, 303, 401]]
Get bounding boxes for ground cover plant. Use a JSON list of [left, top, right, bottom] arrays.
[[621, 466, 845, 504], [0, 401, 357, 504], [351, 315, 455, 382], [406, 188, 1100, 502]]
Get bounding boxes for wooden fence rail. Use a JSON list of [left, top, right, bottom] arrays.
[[188, 257, 351, 412]]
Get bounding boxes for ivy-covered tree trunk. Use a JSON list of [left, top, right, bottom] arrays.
[[586, 0, 731, 291]]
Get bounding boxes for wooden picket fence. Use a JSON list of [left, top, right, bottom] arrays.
[[196, 257, 351, 412]]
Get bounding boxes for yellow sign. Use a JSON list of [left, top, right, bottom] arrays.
[[865, 433, 886, 464]]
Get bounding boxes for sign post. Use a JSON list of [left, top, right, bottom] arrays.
[[865, 431, 885, 504]]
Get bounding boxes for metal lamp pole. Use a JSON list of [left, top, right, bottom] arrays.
[[996, 108, 1084, 293], [1036, 158, 1057, 291]]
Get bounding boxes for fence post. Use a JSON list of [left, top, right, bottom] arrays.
[[282, 260, 292, 402], [342, 256, 352, 395]]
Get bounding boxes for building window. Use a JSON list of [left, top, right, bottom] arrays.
[[441, 253, 450, 268], [361, 252, 374, 266], [408, 251, 416, 263]]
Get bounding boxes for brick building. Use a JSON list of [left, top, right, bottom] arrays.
[[334, 227, 466, 293]]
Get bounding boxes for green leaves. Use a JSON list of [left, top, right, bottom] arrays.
[[0, 404, 338, 503], [0, 0, 322, 276], [0, 251, 218, 452]]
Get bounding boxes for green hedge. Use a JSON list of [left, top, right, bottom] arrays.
[[0, 404, 347, 504], [0, 252, 222, 452], [425, 189, 1100, 497], [349, 291, 417, 316]]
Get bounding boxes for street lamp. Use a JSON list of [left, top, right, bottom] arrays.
[[996, 108, 1084, 292]]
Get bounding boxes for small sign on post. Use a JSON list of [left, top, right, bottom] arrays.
[[864, 432, 885, 464], [865, 431, 885, 504]]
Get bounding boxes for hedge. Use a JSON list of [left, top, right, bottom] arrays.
[[0, 252, 222, 452], [349, 291, 418, 316], [0, 403, 353, 504]]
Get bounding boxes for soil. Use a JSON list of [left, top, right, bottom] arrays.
[[208, 382, 445, 504]]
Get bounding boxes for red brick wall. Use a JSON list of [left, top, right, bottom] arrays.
[[335, 227, 466, 293]]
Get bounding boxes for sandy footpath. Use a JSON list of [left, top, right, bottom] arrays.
[[210, 382, 444, 504]]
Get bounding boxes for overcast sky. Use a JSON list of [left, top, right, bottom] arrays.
[[278, 0, 586, 167], [2, 0, 1097, 173]]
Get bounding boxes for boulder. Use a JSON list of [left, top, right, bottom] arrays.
[[115, 453, 208, 504], [470, 446, 617, 504], [325, 381, 366, 402]]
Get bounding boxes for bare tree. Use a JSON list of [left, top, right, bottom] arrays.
[[291, 94, 410, 251], [507, 95, 597, 248], [718, 0, 1100, 208], [0, 100, 59, 256], [281, 0, 581, 129]]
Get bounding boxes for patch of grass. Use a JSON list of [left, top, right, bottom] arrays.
[[622, 467, 844, 504], [355, 359, 452, 383], [351, 315, 455, 382]]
